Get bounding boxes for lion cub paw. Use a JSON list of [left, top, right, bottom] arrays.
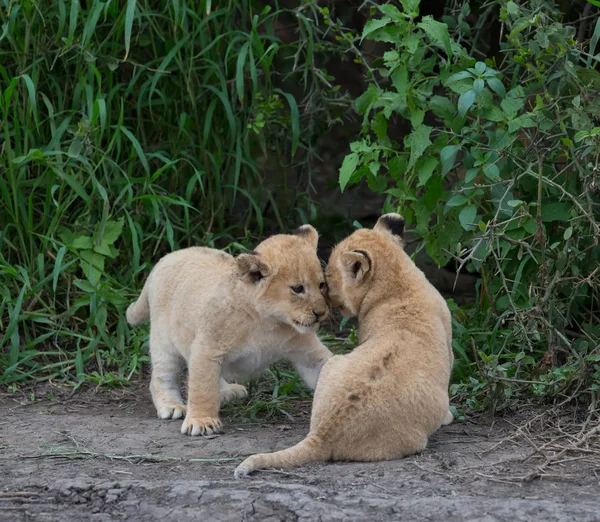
[[442, 409, 454, 426], [220, 383, 248, 403], [181, 416, 223, 436], [156, 403, 187, 420]]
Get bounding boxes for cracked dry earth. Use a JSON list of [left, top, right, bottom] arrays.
[[1, 387, 599, 522]]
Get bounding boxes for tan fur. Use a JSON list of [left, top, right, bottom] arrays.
[[127, 225, 332, 436], [235, 214, 453, 477]]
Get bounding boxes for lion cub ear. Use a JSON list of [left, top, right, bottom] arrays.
[[374, 213, 405, 240], [236, 252, 271, 284], [340, 250, 372, 282], [293, 224, 319, 250]]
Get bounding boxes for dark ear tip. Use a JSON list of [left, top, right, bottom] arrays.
[[378, 214, 405, 237], [293, 224, 316, 237]]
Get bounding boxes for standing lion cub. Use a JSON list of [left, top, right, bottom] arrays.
[[235, 214, 453, 477], [127, 225, 332, 436]]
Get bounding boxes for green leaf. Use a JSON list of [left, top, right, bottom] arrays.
[[73, 279, 96, 293], [417, 157, 438, 186], [378, 4, 403, 21], [473, 78, 485, 94], [487, 77, 506, 97], [474, 62, 486, 74], [458, 89, 476, 116], [79, 250, 105, 283], [120, 126, 150, 174], [55, 170, 92, 204], [20, 74, 38, 125], [508, 114, 536, 133], [369, 161, 381, 177], [66, 0, 79, 47], [523, 219, 538, 235], [588, 17, 600, 67], [101, 218, 125, 245], [52, 246, 67, 293], [536, 30, 549, 49], [67, 139, 83, 158], [564, 226, 573, 240], [446, 194, 468, 207], [465, 168, 479, 183], [361, 17, 392, 42], [94, 243, 114, 257], [2, 285, 26, 355], [483, 163, 499, 180], [399, 0, 420, 17], [507, 1, 519, 16], [429, 96, 455, 120], [403, 34, 420, 53], [391, 66, 408, 99], [383, 50, 400, 65], [339, 153, 359, 192], [81, 1, 104, 49], [405, 125, 432, 171], [459, 205, 478, 231], [480, 105, 505, 122], [72, 236, 93, 249], [417, 17, 452, 57], [355, 84, 381, 115], [410, 110, 424, 129], [372, 113, 388, 141], [541, 202, 571, 223], [124, 0, 137, 60], [276, 89, 300, 157], [440, 145, 460, 176], [574, 131, 589, 142], [501, 97, 524, 118], [445, 71, 473, 84], [423, 175, 444, 211], [235, 42, 249, 103]]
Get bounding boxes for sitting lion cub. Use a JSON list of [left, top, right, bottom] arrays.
[[127, 225, 332, 436], [235, 214, 453, 476]]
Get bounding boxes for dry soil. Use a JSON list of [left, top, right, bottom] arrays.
[[1, 385, 599, 521]]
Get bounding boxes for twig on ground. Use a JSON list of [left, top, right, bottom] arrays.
[[0, 492, 42, 498]]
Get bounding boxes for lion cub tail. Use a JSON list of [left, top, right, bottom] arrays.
[[126, 282, 150, 325], [234, 434, 328, 478]]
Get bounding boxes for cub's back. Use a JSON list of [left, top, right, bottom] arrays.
[[148, 247, 235, 309]]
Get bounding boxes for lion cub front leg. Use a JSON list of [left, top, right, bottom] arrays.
[[288, 334, 333, 390], [181, 344, 223, 436]]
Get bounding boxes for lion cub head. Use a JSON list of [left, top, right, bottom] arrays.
[[326, 214, 405, 316], [236, 225, 328, 333]]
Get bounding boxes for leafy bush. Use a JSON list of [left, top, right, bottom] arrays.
[[0, 1, 345, 386], [335, 0, 600, 409]]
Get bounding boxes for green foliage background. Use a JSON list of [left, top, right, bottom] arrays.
[[0, 0, 346, 386], [1, 0, 599, 413], [336, 0, 600, 411]]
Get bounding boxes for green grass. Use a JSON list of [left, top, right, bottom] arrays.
[[218, 326, 357, 422], [0, 0, 348, 387]]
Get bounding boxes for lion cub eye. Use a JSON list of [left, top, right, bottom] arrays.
[[291, 285, 305, 294], [319, 282, 327, 293]]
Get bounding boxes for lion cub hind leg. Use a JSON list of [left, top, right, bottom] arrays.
[[149, 332, 187, 420], [442, 409, 454, 426], [181, 344, 223, 436], [219, 378, 248, 404]]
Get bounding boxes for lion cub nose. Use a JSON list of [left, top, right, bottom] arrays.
[[313, 310, 327, 321]]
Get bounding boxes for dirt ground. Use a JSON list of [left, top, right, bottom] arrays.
[[1, 385, 599, 522]]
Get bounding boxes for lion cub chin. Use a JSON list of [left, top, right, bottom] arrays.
[[235, 214, 454, 477], [127, 225, 332, 436]]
